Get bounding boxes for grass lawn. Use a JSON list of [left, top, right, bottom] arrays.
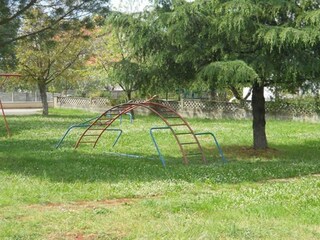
[[0, 108, 319, 239]]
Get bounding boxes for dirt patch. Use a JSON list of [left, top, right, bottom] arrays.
[[28, 198, 138, 211], [222, 145, 281, 160], [49, 232, 106, 240], [68, 233, 97, 240]]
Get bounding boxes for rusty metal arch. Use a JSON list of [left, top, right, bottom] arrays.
[[75, 101, 207, 165]]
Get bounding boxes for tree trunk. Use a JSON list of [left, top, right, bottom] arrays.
[[38, 81, 49, 116], [126, 90, 132, 101], [251, 83, 268, 149], [315, 82, 320, 114]]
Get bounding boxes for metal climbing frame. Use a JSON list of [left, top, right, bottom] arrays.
[[143, 101, 207, 164], [74, 99, 224, 165], [75, 104, 138, 148], [75, 96, 156, 148], [150, 128, 227, 167], [56, 113, 133, 148]]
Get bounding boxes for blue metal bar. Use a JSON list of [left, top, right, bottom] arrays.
[[127, 113, 133, 124], [104, 152, 157, 161], [56, 111, 131, 149], [104, 129, 123, 147], [150, 126, 171, 167], [195, 132, 227, 164], [120, 112, 133, 125], [56, 124, 89, 149], [56, 116, 100, 148]]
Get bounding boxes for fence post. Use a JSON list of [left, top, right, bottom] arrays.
[[53, 97, 58, 108], [180, 98, 184, 109]]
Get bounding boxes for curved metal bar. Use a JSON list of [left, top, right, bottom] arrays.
[[150, 126, 171, 167], [56, 124, 82, 148], [75, 97, 157, 148], [105, 128, 123, 147], [76, 101, 207, 165], [75, 100, 208, 166], [195, 132, 227, 164], [56, 123, 123, 149], [75, 104, 138, 148], [56, 116, 99, 148], [142, 102, 207, 164]]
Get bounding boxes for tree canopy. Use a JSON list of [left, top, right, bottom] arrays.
[[0, 0, 109, 72], [0, 0, 109, 46], [0, 0, 110, 115]]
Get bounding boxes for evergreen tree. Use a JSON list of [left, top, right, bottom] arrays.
[[0, 0, 19, 70], [111, 0, 320, 149]]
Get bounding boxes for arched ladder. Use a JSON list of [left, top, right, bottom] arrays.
[[75, 101, 207, 165]]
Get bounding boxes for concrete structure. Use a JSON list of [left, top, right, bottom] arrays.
[[1, 102, 53, 109]]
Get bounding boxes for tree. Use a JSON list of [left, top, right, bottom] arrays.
[[0, 0, 109, 47], [16, 8, 91, 115], [92, 22, 148, 102], [0, 0, 109, 87], [110, 0, 320, 149], [0, 0, 20, 70]]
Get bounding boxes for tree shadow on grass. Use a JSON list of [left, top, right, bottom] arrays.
[[2, 114, 98, 137], [0, 136, 319, 184]]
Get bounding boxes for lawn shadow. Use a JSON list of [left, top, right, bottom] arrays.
[[0, 136, 319, 184], [3, 114, 98, 137]]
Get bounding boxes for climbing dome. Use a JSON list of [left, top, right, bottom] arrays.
[[71, 99, 226, 166]]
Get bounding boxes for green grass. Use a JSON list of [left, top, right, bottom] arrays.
[[0, 108, 319, 239]]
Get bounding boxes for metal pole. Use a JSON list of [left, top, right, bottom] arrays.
[[195, 132, 227, 163], [150, 126, 171, 167], [0, 100, 11, 137]]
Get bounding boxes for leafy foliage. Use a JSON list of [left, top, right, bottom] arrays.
[[0, 0, 109, 46], [0, 0, 19, 70], [199, 60, 259, 88], [0, 0, 109, 79], [16, 8, 92, 115]]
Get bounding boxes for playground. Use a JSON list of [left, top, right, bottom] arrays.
[[1, 1, 320, 238], [55, 98, 226, 167], [0, 108, 319, 239]]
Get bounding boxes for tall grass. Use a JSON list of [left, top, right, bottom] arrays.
[[0, 108, 319, 239]]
